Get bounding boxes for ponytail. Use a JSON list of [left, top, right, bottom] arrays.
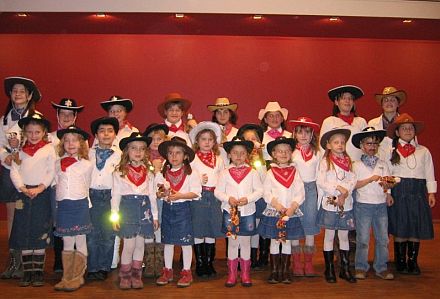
[[390, 136, 401, 165]]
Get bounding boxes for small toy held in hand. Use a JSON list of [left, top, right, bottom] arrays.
[[379, 176, 401, 193], [276, 211, 289, 242], [156, 181, 174, 202], [326, 196, 345, 218], [226, 205, 240, 239]]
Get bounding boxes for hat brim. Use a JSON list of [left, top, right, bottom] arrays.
[[223, 140, 254, 154], [100, 99, 133, 112], [4, 77, 41, 102], [320, 128, 352, 149], [144, 123, 169, 137], [90, 117, 119, 135], [18, 115, 50, 131], [51, 102, 84, 111], [386, 121, 424, 139], [237, 124, 264, 142], [258, 108, 288, 121], [189, 121, 222, 144], [375, 91, 407, 106], [57, 127, 90, 141], [207, 103, 238, 112], [267, 138, 296, 157], [119, 135, 151, 151], [157, 98, 192, 119], [328, 85, 364, 101], [158, 140, 195, 162], [351, 130, 386, 149], [288, 120, 320, 133]]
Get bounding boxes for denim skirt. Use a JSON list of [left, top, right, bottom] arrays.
[[9, 188, 53, 250], [258, 215, 305, 240], [255, 198, 267, 219], [299, 181, 320, 235], [317, 208, 355, 231], [118, 194, 154, 239], [190, 190, 223, 238], [222, 210, 256, 236], [55, 198, 92, 237], [161, 201, 193, 245], [0, 166, 18, 203]]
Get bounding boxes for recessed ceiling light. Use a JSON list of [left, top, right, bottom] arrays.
[[253, 15, 263, 20], [95, 13, 107, 18], [175, 13, 185, 18], [403, 19, 413, 23], [17, 13, 28, 17], [329, 17, 340, 22]]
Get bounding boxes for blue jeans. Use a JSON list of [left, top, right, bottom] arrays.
[[354, 202, 389, 273], [87, 189, 115, 272]]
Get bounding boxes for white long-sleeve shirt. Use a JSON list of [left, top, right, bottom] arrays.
[[316, 158, 357, 212], [165, 119, 192, 146], [353, 158, 391, 204], [111, 170, 158, 220], [214, 164, 263, 216], [262, 128, 292, 161], [10, 143, 56, 190], [263, 164, 305, 210], [154, 168, 202, 204], [89, 145, 121, 190], [190, 153, 224, 188], [292, 149, 322, 183]]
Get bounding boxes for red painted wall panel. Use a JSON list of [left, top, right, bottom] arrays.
[[1, 34, 439, 218]]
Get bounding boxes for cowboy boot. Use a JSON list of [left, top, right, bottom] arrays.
[[154, 243, 165, 278], [267, 254, 280, 284], [205, 243, 217, 277], [1, 249, 23, 279], [407, 241, 421, 275], [31, 253, 45, 287], [193, 243, 207, 277], [339, 250, 356, 283], [256, 237, 270, 270], [394, 241, 408, 274], [142, 243, 155, 278], [323, 251, 336, 283], [251, 248, 258, 269], [240, 259, 252, 287], [292, 245, 304, 276], [225, 258, 238, 287], [281, 254, 292, 284], [54, 251, 75, 291], [131, 260, 144, 289], [304, 245, 318, 277], [119, 263, 132, 289], [19, 254, 33, 287], [53, 235, 64, 273], [64, 251, 87, 291]]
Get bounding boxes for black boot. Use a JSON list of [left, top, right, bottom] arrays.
[[251, 248, 258, 269], [1, 249, 23, 279], [267, 254, 280, 284], [339, 250, 356, 283], [394, 241, 408, 274], [407, 241, 421, 275], [193, 243, 207, 277], [205, 243, 217, 277], [348, 231, 357, 265], [280, 254, 292, 284], [19, 254, 33, 287], [53, 235, 63, 273], [323, 251, 336, 283], [256, 237, 270, 270], [32, 254, 45, 287]]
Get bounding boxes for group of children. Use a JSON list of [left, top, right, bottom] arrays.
[[0, 77, 436, 291]]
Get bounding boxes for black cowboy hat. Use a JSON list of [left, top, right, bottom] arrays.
[[90, 117, 119, 135], [51, 98, 84, 112], [158, 136, 195, 162], [328, 85, 364, 102], [57, 125, 90, 141], [119, 132, 151, 151], [237, 123, 264, 143], [143, 123, 169, 137], [18, 112, 50, 131], [100, 95, 133, 112], [351, 127, 386, 149], [266, 137, 296, 158], [223, 136, 254, 154], [4, 76, 41, 102], [320, 127, 351, 149]]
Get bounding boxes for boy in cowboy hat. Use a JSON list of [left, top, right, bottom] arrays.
[[49, 98, 84, 147], [351, 127, 394, 280]]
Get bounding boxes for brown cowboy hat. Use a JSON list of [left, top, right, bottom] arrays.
[[157, 92, 192, 119], [386, 113, 424, 139], [375, 86, 407, 106], [207, 97, 238, 112]]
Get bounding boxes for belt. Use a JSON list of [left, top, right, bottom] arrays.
[[202, 186, 215, 192]]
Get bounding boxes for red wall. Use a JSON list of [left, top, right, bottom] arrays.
[[1, 34, 439, 218]]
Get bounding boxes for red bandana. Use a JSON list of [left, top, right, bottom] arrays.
[[229, 165, 252, 184], [127, 164, 147, 187], [168, 123, 185, 133], [271, 166, 296, 188], [22, 140, 49, 157], [197, 151, 216, 169], [61, 156, 77, 172], [121, 120, 133, 130], [337, 113, 355, 125], [267, 128, 283, 139], [223, 123, 233, 137], [166, 167, 187, 192], [397, 143, 416, 158], [330, 153, 351, 172], [296, 144, 313, 162], [149, 149, 164, 163]]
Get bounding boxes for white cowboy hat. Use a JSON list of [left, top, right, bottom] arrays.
[[258, 101, 288, 121]]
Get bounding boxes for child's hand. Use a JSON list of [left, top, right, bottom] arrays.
[[152, 159, 163, 174], [112, 222, 120, 231], [19, 186, 32, 198], [228, 197, 239, 206], [337, 195, 346, 207], [168, 191, 182, 202], [336, 186, 348, 197], [153, 220, 159, 231], [201, 173, 208, 185], [286, 202, 299, 217], [271, 197, 284, 212], [369, 175, 381, 184], [28, 184, 45, 199], [238, 197, 248, 206], [428, 193, 436, 208], [4, 154, 13, 166], [386, 194, 394, 207]]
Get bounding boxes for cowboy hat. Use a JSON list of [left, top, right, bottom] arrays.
[[189, 121, 222, 144], [386, 113, 424, 139], [288, 116, 320, 133], [375, 86, 407, 106], [258, 101, 288, 120], [237, 123, 264, 142], [328, 85, 364, 102], [351, 127, 386, 149], [51, 98, 84, 112], [158, 136, 195, 162], [100, 95, 133, 112], [119, 132, 151, 151], [143, 123, 169, 137], [223, 136, 254, 154], [320, 127, 351, 149], [157, 92, 192, 119], [266, 137, 296, 158], [57, 125, 90, 141], [4, 76, 41, 102], [207, 97, 238, 112], [90, 117, 119, 135], [18, 112, 50, 130]]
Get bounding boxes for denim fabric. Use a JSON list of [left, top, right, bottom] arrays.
[[118, 194, 154, 239], [299, 181, 320, 235], [0, 166, 18, 202], [161, 201, 193, 245], [55, 198, 92, 237], [222, 210, 256, 236], [258, 215, 305, 240], [190, 190, 223, 238], [87, 189, 115, 272], [355, 202, 389, 273]]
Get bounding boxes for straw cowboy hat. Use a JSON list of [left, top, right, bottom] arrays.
[[207, 97, 238, 112], [351, 127, 386, 149], [258, 101, 288, 121], [157, 92, 192, 119], [328, 85, 364, 101], [375, 86, 407, 106], [386, 113, 424, 139], [4, 76, 41, 102], [288, 116, 320, 133]]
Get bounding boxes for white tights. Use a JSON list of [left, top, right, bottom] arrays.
[[228, 236, 251, 260], [270, 239, 293, 254], [323, 229, 349, 251], [121, 236, 145, 264], [164, 245, 192, 270], [194, 237, 215, 244], [63, 234, 88, 256]]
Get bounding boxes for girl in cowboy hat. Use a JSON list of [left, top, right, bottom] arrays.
[[258, 137, 305, 284], [155, 137, 201, 288], [208, 97, 239, 142], [188, 121, 225, 278], [53, 126, 93, 292], [317, 127, 357, 284], [9, 113, 55, 287], [111, 132, 159, 290], [214, 137, 263, 288], [386, 113, 436, 275], [258, 101, 291, 162], [0, 76, 41, 279], [289, 116, 321, 277]]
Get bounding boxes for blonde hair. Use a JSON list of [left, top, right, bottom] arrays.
[[192, 129, 220, 155], [117, 142, 149, 177], [57, 133, 89, 160], [323, 134, 352, 171]]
